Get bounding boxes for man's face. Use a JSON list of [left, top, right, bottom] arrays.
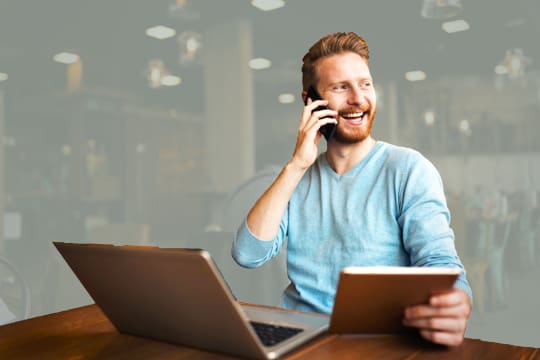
[[316, 52, 377, 144]]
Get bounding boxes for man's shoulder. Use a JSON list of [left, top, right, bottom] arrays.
[[377, 141, 426, 166], [380, 142, 443, 188]]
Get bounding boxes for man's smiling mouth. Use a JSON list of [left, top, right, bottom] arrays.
[[341, 112, 364, 120], [339, 111, 367, 125]]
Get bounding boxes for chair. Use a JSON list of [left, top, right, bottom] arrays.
[[40, 223, 151, 314], [219, 165, 282, 233], [204, 166, 289, 307], [0, 255, 31, 324], [86, 223, 151, 245]]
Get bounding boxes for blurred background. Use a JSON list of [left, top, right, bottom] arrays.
[[0, 0, 539, 347]]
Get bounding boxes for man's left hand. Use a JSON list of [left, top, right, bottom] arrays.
[[403, 288, 471, 346]]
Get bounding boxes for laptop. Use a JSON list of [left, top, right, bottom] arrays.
[[53, 242, 329, 360]]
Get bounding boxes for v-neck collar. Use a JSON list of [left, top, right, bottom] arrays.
[[320, 141, 383, 180]]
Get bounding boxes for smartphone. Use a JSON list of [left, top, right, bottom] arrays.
[[304, 85, 337, 141]]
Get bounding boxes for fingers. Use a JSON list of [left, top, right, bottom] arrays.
[[405, 301, 470, 319], [291, 99, 338, 169], [301, 99, 337, 129], [402, 289, 471, 347], [403, 309, 468, 346], [406, 289, 471, 318], [297, 104, 336, 147], [303, 112, 337, 133], [303, 98, 328, 113], [299, 98, 317, 127], [419, 329, 466, 346], [430, 288, 470, 308], [403, 315, 467, 334]]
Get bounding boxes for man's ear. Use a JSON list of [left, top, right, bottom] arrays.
[[301, 90, 308, 103]]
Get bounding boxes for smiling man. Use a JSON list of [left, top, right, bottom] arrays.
[[232, 32, 472, 346]]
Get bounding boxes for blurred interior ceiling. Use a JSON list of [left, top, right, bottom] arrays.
[[0, 0, 539, 112]]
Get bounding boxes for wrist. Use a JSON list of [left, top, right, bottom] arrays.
[[286, 157, 310, 174]]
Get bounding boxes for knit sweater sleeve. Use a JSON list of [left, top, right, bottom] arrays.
[[397, 151, 473, 303], [231, 209, 288, 269]]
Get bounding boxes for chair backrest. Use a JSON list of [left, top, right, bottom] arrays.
[[86, 223, 151, 245], [206, 166, 288, 307], [0, 255, 31, 324], [220, 166, 281, 232]]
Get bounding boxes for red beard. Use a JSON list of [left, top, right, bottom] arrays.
[[331, 108, 376, 144]]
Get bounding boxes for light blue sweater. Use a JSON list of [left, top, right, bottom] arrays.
[[232, 141, 472, 314]]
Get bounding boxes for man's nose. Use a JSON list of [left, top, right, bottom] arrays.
[[347, 86, 366, 106]]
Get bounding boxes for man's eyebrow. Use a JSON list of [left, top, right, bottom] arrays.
[[327, 81, 347, 86]]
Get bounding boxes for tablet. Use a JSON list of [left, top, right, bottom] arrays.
[[329, 266, 461, 334]]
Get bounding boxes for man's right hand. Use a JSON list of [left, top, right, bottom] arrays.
[[290, 99, 337, 171], [244, 100, 336, 240]]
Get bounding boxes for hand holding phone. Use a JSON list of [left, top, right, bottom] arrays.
[[304, 85, 337, 141]]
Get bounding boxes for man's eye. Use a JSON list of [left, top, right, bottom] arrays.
[[333, 84, 348, 91]]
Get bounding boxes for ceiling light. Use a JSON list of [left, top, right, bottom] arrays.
[[459, 119, 471, 136], [178, 31, 202, 64], [423, 110, 435, 126], [251, 0, 285, 11], [278, 93, 295, 104], [442, 19, 470, 33], [249, 58, 272, 70], [160, 75, 182, 87], [405, 70, 426, 82], [147, 59, 166, 88], [421, 0, 462, 19], [136, 144, 146, 153], [53, 52, 80, 64], [62, 145, 72, 156], [0, 73, 8, 82], [146, 25, 176, 40]]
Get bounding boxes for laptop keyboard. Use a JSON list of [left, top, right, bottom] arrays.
[[249, 321, 304, 347]]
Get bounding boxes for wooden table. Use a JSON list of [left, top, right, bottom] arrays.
[[0, 304, 538, 359]]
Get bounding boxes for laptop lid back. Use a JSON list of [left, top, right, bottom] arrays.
[[53, 242, 266, 359]]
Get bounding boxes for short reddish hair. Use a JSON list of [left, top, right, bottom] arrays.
[[301, 32, 370, 90]]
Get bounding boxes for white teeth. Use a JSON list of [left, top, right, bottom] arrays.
[[342, 112, 364, 118]]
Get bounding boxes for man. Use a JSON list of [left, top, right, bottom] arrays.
[[232, 32, 472, 346]]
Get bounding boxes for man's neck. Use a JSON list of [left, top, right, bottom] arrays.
[[325, 136, 377, 175]]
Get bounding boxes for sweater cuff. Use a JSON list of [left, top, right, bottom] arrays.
[[454, 277, 474, 306], [232, 220, 276, 268]]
